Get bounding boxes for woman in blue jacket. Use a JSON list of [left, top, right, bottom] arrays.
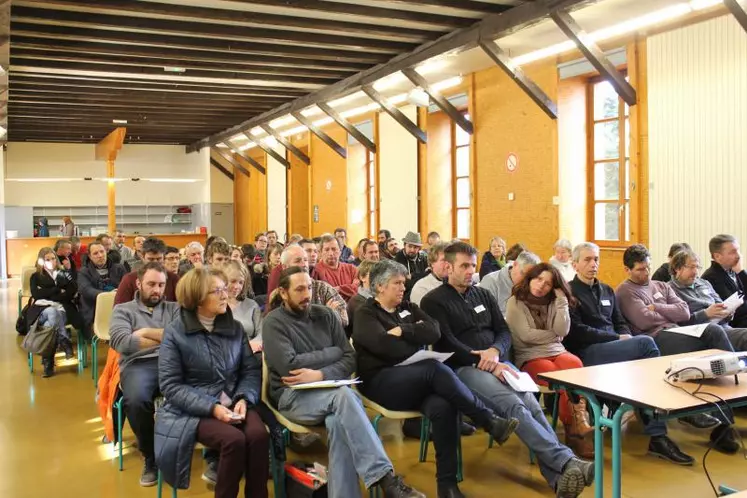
[[155, 268, 268, 498]]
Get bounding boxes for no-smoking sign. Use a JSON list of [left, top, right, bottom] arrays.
[[506, 152, 518, 172]]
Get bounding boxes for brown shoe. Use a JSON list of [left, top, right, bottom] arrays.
[[570, 398, 594, 436], [565, 432, 595, 460]]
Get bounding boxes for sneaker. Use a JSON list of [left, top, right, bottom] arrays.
[[678, 413, 720, 430], [377, 472, 426, 498], [139, 458, 158, 487], [711, 424, 739, 454], [201, 459, 218, 487], [564, 457, 594, 487], [555, 465, 585, 498], [486, 414, 519, 446], [647, 436, 694, 465]]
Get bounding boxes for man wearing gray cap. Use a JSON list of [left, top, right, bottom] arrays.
[[395, 231, 429, 300]]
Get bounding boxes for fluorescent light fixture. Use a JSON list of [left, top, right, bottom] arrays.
[[112, 119, 128, 124], [7, 178, 77, 182], [512, 1, 722, 66], [163, 66, 186, 73]]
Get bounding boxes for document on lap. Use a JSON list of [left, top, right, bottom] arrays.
[[289, 378, 362, 390], [722, 292, 744, 315], [396, 350, 453, 366], [664, 324, 709, 338], [504, 371, 540, 393]]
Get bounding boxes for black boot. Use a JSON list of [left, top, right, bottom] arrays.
[[647, 435, 694, 465], [61, 339, 74, 360], [41, 356, 55, 378], [678, 413, 720, 429], [438, 483, 466, 498], [711, 424, 739, 454], [376, 472, 426, 498], [485, 414, 519, 445]]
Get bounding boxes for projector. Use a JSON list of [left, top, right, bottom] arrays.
[[668, 352, 747, 381]]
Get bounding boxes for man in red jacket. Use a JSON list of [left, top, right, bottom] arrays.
[[312, 234, 358, 301]]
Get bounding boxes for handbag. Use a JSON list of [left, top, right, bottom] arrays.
[[285, 462, 328, 498], [21, 324, 57, 357]]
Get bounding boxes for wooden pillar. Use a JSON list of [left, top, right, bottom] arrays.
[[107, 159, 116, 234], [96, 127, 126, 234]]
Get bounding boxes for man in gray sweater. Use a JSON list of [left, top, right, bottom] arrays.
[[109, 262, 180, 487], [263, 267, 424, 498], [479, 251, 540, 315]]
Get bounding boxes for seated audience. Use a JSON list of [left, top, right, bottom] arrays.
[[109, 263, 180, 486], [549, 239, 575, 282], [267, 230, 278, 247], [300, 238, 319, 273], [394, 231, 429, 299], [335, 228, 355, 264], [410, 242, 448, 307], [506, 263, 592, 457], [479, 236, 506, 280], [354, 259, 519, 498], [179, 241, 204, 276], [312, 234, 358, 301], [267, 245, 348, 327], [479, 250, 540, 315], [360, 240, 381, 264], [114, 230, 134, 262], [115, 237, 179, 305], [230, 246, 243, 262], [206, 240, 231, 270], [164, 246, 180, 275], [128, 235, 146, 269], [567, 242, 693, 464], [263, 267, 424, 498], [225, 260, 263, 353], [702, 234, 747, 328], [377, 229, 391, 247], [420, 242, 593, 497], [346, 260, 376, 338], [287, 234, 303, 245], [70, 236, 87, 270], [668, 247, 747, 351], [384, 237, 400, 260], [29, 247, 79, 377], [156, 268, 269, 498], [267, 244, 283, 273], [54, 238, 76, 279], [652, 242, 690, 282], [426, 231, 441, 248], [78, 241, 127, 337], [97, 233, 114, 252], [616, 244, 737, 452], [352, 238, 369, 266], [253, 233, 269, 260], [505, 243, 526, 263]]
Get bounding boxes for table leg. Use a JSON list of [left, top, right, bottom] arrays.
[[581, 393, 605, 498], [611, 404, 633, 498]]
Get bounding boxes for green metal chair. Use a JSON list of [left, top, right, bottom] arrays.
[[28, 325, 82, 374], [18, 266, 35, 317]]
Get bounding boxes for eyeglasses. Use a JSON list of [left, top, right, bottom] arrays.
[[684, 264, 703, 271], [209, 287, 229, 296]]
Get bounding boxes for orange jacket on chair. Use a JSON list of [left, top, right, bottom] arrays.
[[97, 348, 121, 443]]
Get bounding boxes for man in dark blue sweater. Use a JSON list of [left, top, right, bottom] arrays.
[[421, 242, 594, 498]]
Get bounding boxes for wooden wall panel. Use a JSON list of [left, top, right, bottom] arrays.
[[424, 110, 453, 241], [233, 152, 267, 245], [309, 124, 348, 236], [346, 141, 368, 245], [288, 145, 311, 237]]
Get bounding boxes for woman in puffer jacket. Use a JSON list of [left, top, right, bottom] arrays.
[[155, 267, 268, 498]]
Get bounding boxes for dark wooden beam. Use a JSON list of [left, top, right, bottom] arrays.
[[210, 157, 234, 181], [317, 102, 376, 153], [212, 145, 254, 177], [725, 0, 747, 34], [380, 0, 510, 13], [551, 9, 636, 106], [259, 123, 310, 165], [362, 84, 427, 143], [477, 40, 557, 120], [291, 111, 346, 159], [242, 131, 289, 168], [401, 67, 473, 133], [190, 0, 598, 151]]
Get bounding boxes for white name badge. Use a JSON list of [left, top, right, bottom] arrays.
[[601, 299, 611, 306], [653, 292, 664, 300], [399, 310, 411, 318], [474, 305, 486, 314]]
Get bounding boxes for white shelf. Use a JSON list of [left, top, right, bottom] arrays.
[[33, 204, 195, 235]]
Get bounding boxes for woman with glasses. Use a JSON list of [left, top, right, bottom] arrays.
[[156, 268, 268, 498]]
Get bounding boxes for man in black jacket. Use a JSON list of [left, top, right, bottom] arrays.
[[568, 242, 696, 465], [421, 242, 594, 497], [702, 234, 747, 328], [394, 231, 429, 300], [77, 241, 127, 337]]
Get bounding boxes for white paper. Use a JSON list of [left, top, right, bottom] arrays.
[[396, 350, 453, 367], [504, 371, 540, 393], [290, 378, 362, 390], [722, 292, 744, 314], [664, 324, 708, 338]]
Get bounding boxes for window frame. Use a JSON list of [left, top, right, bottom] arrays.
[[451, 114, 472, 242], [365, 148, 377, 238], [586, 75, 630, 247]]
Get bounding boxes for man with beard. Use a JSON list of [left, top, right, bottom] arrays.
[[394, 231, 429, 300], [263, 267, 425, 498], [115, 237, 179, 305], [109, 262, 180, 487]]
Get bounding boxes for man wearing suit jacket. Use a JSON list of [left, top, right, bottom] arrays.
[[702, 234, 747, 328]]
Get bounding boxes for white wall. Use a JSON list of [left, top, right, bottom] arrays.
[[378, 105, 419, 241], [5, 142, 210, 207], [266, 145, 287, 239], [648, 15, 747, 264]]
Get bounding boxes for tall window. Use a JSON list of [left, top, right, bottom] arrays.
[[366, 150, 377, 237], [453, 115, 471, 240], [588, 78, 630, 243]]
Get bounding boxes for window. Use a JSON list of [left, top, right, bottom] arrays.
[[588, 78, 630, 243], [366, 149, 377, 237], [453, 115, 471, 240]]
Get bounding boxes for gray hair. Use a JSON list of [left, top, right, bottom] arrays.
[[572, 242, 600, 263], [369, 259, 408, 296], [185, 241, 204, 254], [515, 251, 540, 269], [280, 244, 303, 266], [553, 238, 573, 252], [709, 234, 737, 257]]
